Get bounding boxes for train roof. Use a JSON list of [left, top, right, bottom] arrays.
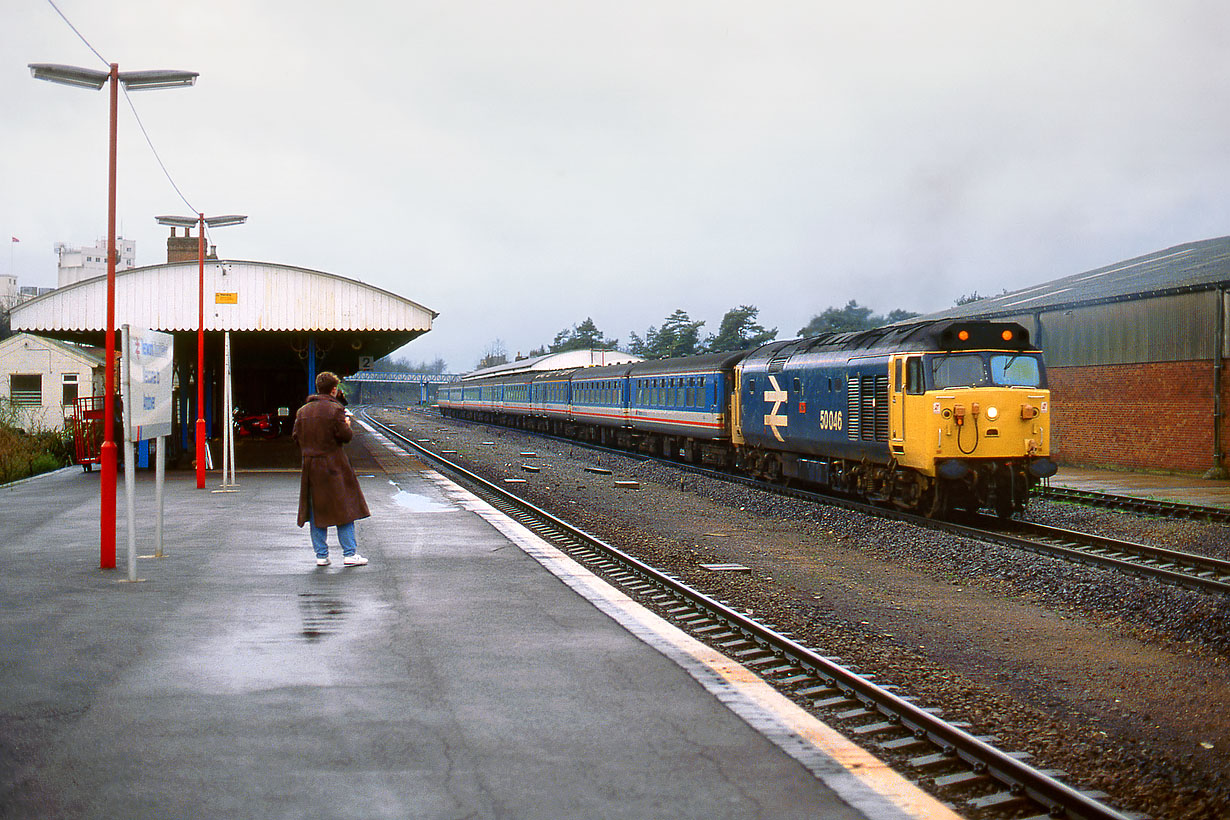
[[745, 319, 1036, 366], [626, 350, 747, 377], [464, 349, 641, 380]]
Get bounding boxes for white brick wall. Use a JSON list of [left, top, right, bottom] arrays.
[[0, 334, 104, 432]]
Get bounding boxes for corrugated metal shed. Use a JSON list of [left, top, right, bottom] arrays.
[[915, 236, 1229, 366], [930, 236, 1230, 320], [10, 260, 437, 333]]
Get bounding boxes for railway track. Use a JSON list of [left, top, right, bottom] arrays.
[[362, 410, 1140, 820], [408, 410, 1230, 598], [958, 517, 1230, 597], [1038, 484, 1230, 524]]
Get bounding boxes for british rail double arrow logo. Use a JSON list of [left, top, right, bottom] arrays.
[[763, 375, 788, 442]]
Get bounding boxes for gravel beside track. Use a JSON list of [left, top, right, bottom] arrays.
[[374, 407, 1230, 820]]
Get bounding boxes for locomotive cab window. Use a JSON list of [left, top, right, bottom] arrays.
[[991, 354, 1043, 387], [905, 358, 924, 394], [931, 352, 1043, 389], [931, 354, 986, 388]]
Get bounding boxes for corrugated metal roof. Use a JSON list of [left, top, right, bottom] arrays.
[[922, 235, 1230, 320], [10, 260, 437, 334]]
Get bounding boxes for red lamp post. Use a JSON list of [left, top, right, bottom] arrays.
[[30, 63, 197, 569], [156, 213, 247, 488]]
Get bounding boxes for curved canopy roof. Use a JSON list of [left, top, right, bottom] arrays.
[[11, 259, 437, 334]]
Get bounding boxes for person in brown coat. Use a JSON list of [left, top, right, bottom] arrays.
[[293, 371, 371, 567]]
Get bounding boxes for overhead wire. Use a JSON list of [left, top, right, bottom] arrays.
[[122, 88, 198, 215], [46, 0, 199, 218], [46, 0, 108, 67]]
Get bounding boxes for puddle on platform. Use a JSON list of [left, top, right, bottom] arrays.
[[389, 480, 454, 512]]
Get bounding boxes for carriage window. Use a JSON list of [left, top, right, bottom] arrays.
[[793, 377, 801, 393], [747, 378, 756, 394], [894, 359, 903, 392]]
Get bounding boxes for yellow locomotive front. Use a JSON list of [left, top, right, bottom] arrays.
[[888, 325, 1056, 517]]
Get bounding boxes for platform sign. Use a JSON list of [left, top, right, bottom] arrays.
[[124, 326, 174, 441]]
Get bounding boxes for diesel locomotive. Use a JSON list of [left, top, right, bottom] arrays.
[[438, 319, 1057, 517]]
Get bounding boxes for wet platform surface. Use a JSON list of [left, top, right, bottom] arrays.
[[1048, 465, 1230, 509], [0, 424, 952, 820]]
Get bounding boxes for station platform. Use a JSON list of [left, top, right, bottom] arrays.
[[0, 422, 955, 820], [1047, 464, 1230, 509]]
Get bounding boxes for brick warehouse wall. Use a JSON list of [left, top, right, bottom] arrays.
[[1048, 360, 1227, 474]]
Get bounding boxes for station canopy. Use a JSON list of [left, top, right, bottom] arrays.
[[11, 259, 437, 373]]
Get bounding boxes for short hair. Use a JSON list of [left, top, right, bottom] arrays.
[[316, 371, 340, 394]]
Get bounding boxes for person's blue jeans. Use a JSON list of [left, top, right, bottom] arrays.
[[307, 500, 358, 558], [310, 520, 358, 558]]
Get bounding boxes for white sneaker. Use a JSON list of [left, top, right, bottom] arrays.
[[316, 557, 331, 566], [343, 554, 368, 567]]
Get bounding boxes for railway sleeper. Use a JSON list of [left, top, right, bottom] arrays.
[[849, 721, 901, 737], [932, 769, 992, 790], [879, 735, 930, 752], [967, 790, 1032, 812]]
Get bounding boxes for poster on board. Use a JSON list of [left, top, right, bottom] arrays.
[[125, 327, 174, 442]]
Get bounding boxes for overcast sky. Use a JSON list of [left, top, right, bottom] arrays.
[[4, 1, 1229, 371]]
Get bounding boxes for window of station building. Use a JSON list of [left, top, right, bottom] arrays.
[[11, 374, 40, 406], [61, 373, 79, 406]]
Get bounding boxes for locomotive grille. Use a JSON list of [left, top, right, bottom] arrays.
[[850, 375, 889, 442], [847, 378, 860, 440], [874, 375, 888, 440], [860, 376, 876, 440]]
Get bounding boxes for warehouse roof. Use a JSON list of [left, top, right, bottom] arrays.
[[923, 235, 1230, 320], [10, 260, 437, 334]]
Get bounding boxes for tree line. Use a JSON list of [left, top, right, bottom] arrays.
[[479, 299, 921, 367], [385, 292, 999, 371]]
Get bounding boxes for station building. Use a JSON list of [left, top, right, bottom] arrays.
[[8, 247, 436, 461], [923, 236, 1230, 478], [0, 332, 104, 432]]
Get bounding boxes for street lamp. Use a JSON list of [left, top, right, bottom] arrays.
[[155, 213, 247, 489], [30, 62, 197, 570]]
